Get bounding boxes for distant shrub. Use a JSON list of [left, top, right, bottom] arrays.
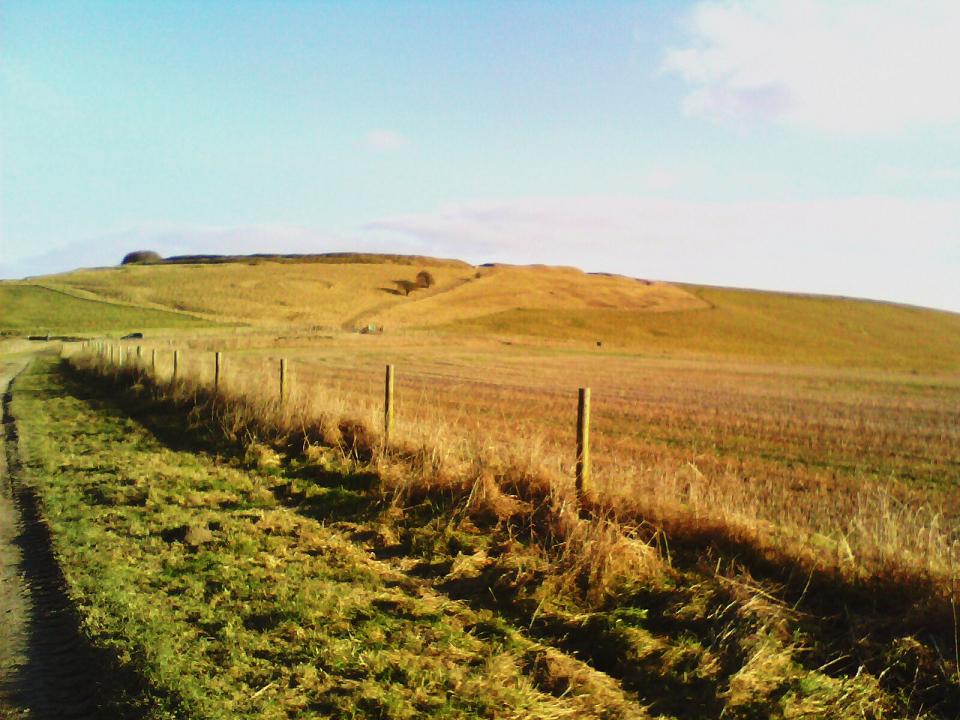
[[121, 250, 161, 265], [395, 279, 419, 296], [416, 270, 436, 288]]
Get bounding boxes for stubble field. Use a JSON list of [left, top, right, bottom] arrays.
[[119, 329, 960, 585]]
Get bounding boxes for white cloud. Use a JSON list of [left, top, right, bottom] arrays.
[[368, 194, 960, 311], [662, 1, 960, 134], [364, 129, 410, 152]]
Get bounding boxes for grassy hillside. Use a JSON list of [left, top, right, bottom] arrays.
[[445, 285, 960, 370], [0, 284, 212, 335], [36, 260, 704, 329], [16, 255, 960, 370], [40, 261, 479, 327], [370, 265, 705, 328]]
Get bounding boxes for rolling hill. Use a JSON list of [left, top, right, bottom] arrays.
[[4, 253, 960, 370]]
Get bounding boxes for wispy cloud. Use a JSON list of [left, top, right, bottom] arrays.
[[364, 129, 410, 152], [368, 194, 960, 311], [662, 1, 960, 134]]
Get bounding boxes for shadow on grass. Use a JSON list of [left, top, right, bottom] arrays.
[[272, 475, 380, 524], [4, 362, 184, 719], [434, 562, 736, 719], [58, 359, 384, 528]]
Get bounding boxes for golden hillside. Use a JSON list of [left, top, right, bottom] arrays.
[[34, 259, 705, 330], [10, 254, 959, 370]]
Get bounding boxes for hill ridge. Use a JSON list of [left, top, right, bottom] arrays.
[[3, 254, 959, 371]]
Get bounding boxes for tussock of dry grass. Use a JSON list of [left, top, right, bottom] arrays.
[[71, 345, 959, 604], [132, 340, 960, 587], [73, 349, 665, 606]]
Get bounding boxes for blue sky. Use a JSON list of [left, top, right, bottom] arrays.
[[2, 1, 959, 311]]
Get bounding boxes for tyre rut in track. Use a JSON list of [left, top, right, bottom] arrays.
[[1, 367, 111, 719]]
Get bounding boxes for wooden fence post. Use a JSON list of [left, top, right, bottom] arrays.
[[173, 350, 180, 381], [151, 349, 157, 374], [384, 364, 395, 446], [279, 358, 287, 402], [576, 387, 591, 498], [215, 352, 222, 389], [118, 345, 124, 366], [136, 345, 142, 361]]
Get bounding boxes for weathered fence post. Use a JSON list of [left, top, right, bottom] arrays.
[[151, 349, 157, 374], [214, 352, 222, 389], [576, 387, 591, 499], [118, 345, 124, 366], [279, 358, 288, 402], [136, 345, 142, 362], [384, 364, 395, 447], [172, 350, 180, 381], [109, 344, 114, 365]]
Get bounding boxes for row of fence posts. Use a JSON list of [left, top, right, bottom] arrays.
[[83, 341, 594, 499]]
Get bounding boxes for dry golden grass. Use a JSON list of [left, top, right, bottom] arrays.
[[376, 265, 705, 327], [37, 260, 703, 331], [445, 284, 960, 370], [27, 256, 960, 371], [87, 333, 960, 591], [37, 261, 474, 327]]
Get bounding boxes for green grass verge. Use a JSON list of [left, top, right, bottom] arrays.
[[10, 355, 605, 719], [0, 284, 212, 335], [446, 286, 960, 371]]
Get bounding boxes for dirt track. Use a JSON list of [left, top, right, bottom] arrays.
[[0, 361, 108, 718]]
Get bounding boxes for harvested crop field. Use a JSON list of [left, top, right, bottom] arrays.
[[133, 332, 960, 584]]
